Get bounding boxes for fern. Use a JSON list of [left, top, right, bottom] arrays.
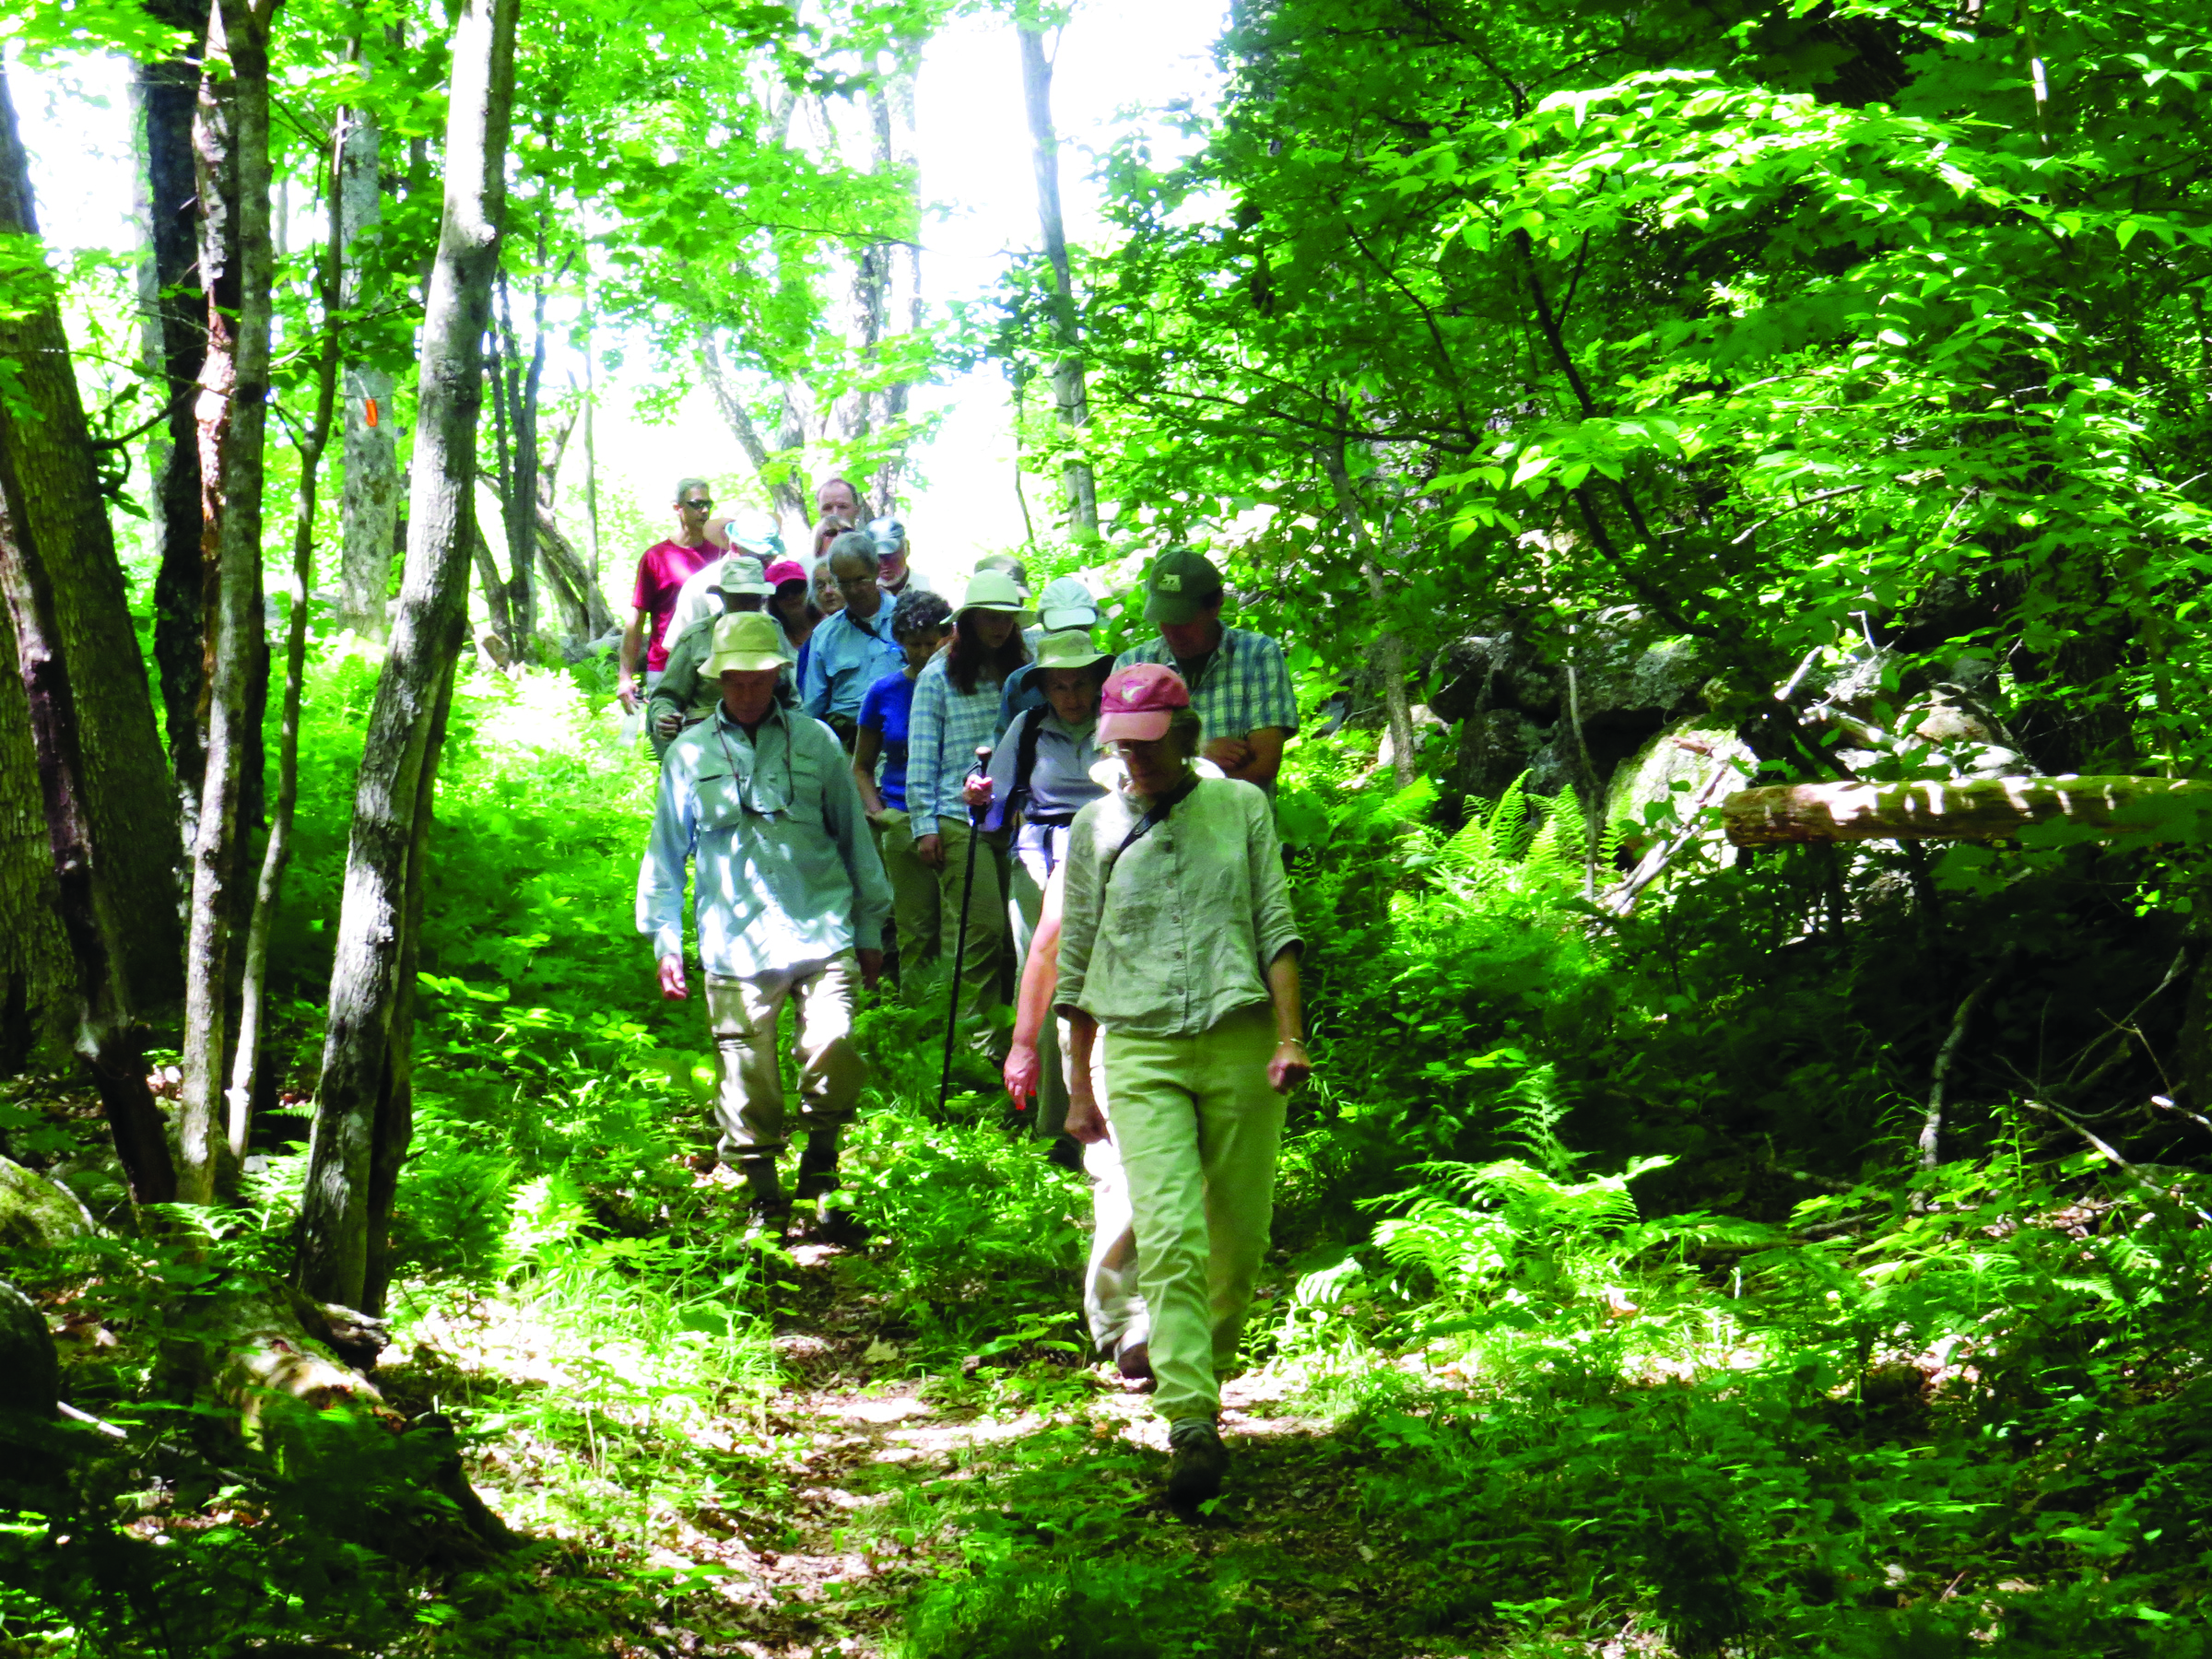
[[1490, 771, 1532, 861]]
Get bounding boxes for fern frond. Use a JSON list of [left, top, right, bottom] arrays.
[[1491, 772, 1531, 861], [1439, 806, 1495, 873]]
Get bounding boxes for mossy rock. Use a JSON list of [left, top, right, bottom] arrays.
[[0, 1156, 97, 1255], [0, 1278, 57, 1418]]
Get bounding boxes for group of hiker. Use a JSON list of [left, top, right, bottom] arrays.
[[630, 474, 1310, 1509]]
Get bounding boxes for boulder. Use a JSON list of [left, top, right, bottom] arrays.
[[1437, 618, 1714, 810], [1571, 632, 1707, 722], [1449, 709, 1547, 805], [1606, 718, 1759, 858], [1430, 629, 1561, 724], [0, 1157, 97, 1255], [0, 1278, 57, 1418]]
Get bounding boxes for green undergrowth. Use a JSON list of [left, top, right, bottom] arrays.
[[6, 653, 2212, 1654]]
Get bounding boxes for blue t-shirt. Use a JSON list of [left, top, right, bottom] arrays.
[[860, 669, 918, 810]]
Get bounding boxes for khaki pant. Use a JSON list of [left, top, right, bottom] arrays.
[[1083, 1128, 1148, 1360], [869, 808, 939, 975], [932, 818, 1008, 1040], [704, 955, 866, 1162], [1007, 849, 1069, 1137], [1101, 1003, 1283, 1423]]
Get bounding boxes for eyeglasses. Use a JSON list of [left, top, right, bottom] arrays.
[[681, 498, 714, 512]]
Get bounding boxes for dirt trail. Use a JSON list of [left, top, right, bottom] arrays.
[[640, 1241, 1404, 1659]]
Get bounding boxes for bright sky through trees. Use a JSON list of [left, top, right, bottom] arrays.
[[6, 2, 1225, 592]]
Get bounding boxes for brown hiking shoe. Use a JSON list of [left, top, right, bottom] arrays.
[[1166, 1422, 1227, 1512]]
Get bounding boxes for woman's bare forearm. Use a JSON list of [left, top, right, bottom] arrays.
[[1266, 946, 1304, 1044], [1065, 1010, 1099, 1095], [1011, 909, 1062, 1053]]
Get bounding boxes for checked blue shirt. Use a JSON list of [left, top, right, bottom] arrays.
[[801, 604, 904, 724], [905, 655, 1008, 839]]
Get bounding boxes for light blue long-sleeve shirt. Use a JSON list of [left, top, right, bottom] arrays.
[[905, 655, 1006, 839], [637, 700, 892, 978], [800, 604, 902, 723]]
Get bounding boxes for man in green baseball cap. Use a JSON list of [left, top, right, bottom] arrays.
[[1116, 548, 1298, 793]]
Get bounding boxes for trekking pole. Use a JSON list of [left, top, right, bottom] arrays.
[[937, 744, 994, 1110]]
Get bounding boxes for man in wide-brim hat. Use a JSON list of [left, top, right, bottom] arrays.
[[638, 610, 892, 1240]]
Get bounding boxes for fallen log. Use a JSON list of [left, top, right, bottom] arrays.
[[1723, 775, 2212, 848]]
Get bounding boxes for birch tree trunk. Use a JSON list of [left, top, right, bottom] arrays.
[[179, 0, 276, 1204], [700, 333, 809, 540], [336, 80, 398, 642], [533, 404, 614, 640], [297, 0, 521, 1312], [0, 62, 178, 1207], [498, 273, 543, 649], [1320, 439, 1418, 790], [863, 55, 922, 516], [229, 135, 344, 1161], [1018, 23, 1097, 536]]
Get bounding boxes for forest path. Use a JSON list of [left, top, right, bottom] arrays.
[[641, 1222, 1411, 1659]]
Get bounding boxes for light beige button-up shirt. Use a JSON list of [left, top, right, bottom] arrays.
[[1054, 774, 1300, 1039]]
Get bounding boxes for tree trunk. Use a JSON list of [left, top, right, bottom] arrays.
[[0, 65, 182, 1018], [1017, 24, 1096, 536], [228, 128, 343, 1162], [536, 512, 606, 641], [863, 55, 922, 516], [360, 665, 451, 1316], [0, 63, 178, 1206], [498, 273, 543, 650], [1319, 441, 1417, 791], [1721, 776, 2212, 848], [529, 402, 606, 640], [0, 602, 73, 1068], [699, 333, 810, 540], [335, 86, 398, 642], [140, 15, 211, 842], [472, 520, 515, 656], [179, 0, 276, 1204], [296, 0, 520, 1312]]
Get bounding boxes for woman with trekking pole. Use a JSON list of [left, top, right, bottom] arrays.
[[905, 569, 1033, 1045], [1055, 663, 1311, 1512]]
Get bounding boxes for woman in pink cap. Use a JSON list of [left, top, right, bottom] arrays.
[[765, 558, 820, 663], [1054, 661, 1312, 1512]]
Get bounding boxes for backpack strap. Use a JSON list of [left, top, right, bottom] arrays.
[[982, 703, 1051, 834], [1102, 774, 1200, 881]]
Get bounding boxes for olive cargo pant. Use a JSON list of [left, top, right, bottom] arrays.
[[704, 954, 865, 1163]]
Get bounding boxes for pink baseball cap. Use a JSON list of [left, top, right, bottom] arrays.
[[764, 559, 808, 587], [1097, 663, 1191, 743]]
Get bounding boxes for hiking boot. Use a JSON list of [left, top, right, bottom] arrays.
[[1115, 1340, 1153, 1382], [737, 1156, 788, 1234], [1166, 1421, 1228, 1512], [808, 1205, 874, 1248]]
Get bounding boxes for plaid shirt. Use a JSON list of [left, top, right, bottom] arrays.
[[905, 655, 1006, 838], [1114, 625, 1300, 747]]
